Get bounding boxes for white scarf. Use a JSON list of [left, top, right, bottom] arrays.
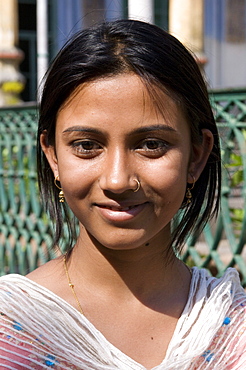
[[0, 267, 245, 369]]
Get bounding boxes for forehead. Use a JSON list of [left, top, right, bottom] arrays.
[[57, 73, 187, 132]]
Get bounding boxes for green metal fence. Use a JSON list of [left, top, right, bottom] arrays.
[[0, 90, 246, 284], [0, 105, 56, 275], [184, 89, 246, 285]]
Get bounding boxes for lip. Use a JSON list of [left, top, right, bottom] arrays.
[[94, 201, 148, 222]]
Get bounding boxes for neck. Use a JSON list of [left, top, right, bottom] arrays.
[[66, 232, 189, 305]]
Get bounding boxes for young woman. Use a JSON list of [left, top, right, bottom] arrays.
[[0, 20, 245, 370]]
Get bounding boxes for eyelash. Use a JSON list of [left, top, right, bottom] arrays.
[[71, 138, 169, 158], [138, 139, 168, 150], [71, 140, 102, 157], [135, 139, 169, 158]]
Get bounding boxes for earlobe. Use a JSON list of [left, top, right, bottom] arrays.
[[40, 131, 58, 176], [188, 129, 214, 183]]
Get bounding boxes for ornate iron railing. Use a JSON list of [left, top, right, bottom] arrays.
[[0, 105, 57, 276], [0, 90, 246, 284], [183, 89, 246, 285]]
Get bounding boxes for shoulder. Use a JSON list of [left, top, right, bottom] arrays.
[[193, 267, 246, 313], [188, 268, 246, 368], [206, 291, 246, 368], [0, 258, 76, 325], [26, 256, 64, 288], [0, 257, 64, 296], [188, 267, 246, 332], [26, 256, 71, 303], [191, 267, 245, 296]]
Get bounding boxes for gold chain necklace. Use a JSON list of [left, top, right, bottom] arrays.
[[63, 254, 192, 316], [63, 255, 84, 315]]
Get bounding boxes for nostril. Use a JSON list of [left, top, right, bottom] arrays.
[[98, 176, 136, 194]]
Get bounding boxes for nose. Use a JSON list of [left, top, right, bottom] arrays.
[[98, 148, 137, 194]]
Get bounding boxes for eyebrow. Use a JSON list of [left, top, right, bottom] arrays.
[[62, 124, 178, 135], [63, 126, 102, 134], [132, 124, 178, 135]]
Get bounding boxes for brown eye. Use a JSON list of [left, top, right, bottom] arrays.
[[136, 138, 169, 158], [144, 140, 161, 150], [79, 141, 96, 150], [72, 140, 102, 158], [141, 139, 168, 151], [73, 140, 101, 150]]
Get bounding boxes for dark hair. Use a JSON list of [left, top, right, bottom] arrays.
[[37, 19, 221, 254]]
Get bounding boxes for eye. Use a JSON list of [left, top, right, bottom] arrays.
[[143, 140, 164, 150], [71, 140, 103, 158], [136, 139, 169, 157]]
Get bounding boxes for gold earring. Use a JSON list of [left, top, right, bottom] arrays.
[[185, 176, 195, 205], [54, 176, 65, 203]]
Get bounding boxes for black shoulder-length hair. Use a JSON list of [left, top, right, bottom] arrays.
[[37, 19, 221, 254]]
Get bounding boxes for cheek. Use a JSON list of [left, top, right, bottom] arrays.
[[151, 172, 187, 208], [143, 153, 189, 218], [57, 160, 97, 201], [144, 152, 189, 192]]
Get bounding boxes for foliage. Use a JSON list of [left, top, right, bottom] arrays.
[[226, 129, 246, 229]]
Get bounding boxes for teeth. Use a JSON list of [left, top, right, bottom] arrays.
[[100, 205, 135, 211], [110, 206, 132, 211], [99, 205, 137, 211]]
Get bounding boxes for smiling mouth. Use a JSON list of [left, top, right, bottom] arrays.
[[95, 202, 148, 221]]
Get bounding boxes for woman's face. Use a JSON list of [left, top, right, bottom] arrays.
[[42, 73, 212, 251]]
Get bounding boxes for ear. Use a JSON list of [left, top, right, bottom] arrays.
[[40, 131, 59, 178], [187, 129, 214, 183]]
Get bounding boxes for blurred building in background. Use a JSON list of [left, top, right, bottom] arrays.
[[0, 0, 246, 105], [204, 0, 246, 89]]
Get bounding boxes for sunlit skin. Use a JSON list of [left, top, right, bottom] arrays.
[[35, 73, 213, 369], [43, 74, 209, 252]]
